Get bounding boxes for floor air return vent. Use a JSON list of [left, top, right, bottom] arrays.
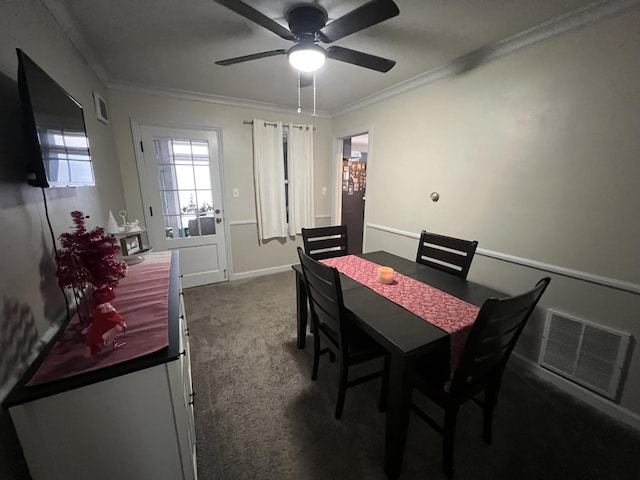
[[538, 309, 630, 400]]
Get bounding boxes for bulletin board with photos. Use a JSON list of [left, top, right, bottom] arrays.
[[342, 160, 366, 195]]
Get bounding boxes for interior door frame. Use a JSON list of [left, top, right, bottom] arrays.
[[331, 125, 373, 252], [129, 118, 234, 278]]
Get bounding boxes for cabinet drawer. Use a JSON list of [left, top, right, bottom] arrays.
[[177, 299, 196, 452]]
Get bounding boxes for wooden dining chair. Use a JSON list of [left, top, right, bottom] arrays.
[[415, 230, 478, 279], [296, 247, 390, 419], [410, 277, 551, 478], [302, 225, 349, 260]]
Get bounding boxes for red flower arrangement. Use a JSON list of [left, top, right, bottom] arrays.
[[56, 211, 128, 355], [56, 211, 127, 298]]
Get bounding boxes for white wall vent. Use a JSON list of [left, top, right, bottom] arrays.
[[538, 309, 631, 400]]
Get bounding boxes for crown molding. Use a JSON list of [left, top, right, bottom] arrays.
[[44, 0, 639, 118], [40, 0, 110, 88], [109, 82, 331, 118], [333, 0, 640, 117]]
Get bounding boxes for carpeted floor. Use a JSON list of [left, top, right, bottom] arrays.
[[184, 270, 640, 480]]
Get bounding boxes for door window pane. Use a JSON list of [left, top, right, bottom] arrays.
[[194, 165, 211, 190], [160, 190, 180, 216], [158, 165, 178, 191], [175, 164, 195, 190], [153, 138, 218, 239], [195, 190, 213, 213]]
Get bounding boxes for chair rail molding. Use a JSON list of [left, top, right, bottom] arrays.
[[230, 214, 330, 227], [366, 223, 640, 296], [229, 219, 258, 226]]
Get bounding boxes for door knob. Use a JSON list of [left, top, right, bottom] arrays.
[[216, 217, 222, 224], [214, 209, 221, 214]]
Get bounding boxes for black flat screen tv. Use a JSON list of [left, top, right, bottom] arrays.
[[16, 48, 95, 188]]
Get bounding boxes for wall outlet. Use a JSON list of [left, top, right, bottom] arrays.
[[322, 186, 327, 195], [233, 188, 239, 197]]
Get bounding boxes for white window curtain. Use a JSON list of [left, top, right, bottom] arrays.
[[287, 123, 315, 235], [253, 119, 287, 240]]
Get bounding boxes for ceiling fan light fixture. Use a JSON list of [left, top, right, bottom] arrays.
[[288, 44, 326, 72]]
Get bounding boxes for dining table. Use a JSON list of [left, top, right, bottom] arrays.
[[292, 250, 505, 478]]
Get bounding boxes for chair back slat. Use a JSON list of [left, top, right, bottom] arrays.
[[297, 247, 346, 350], [305, 271, 338, 322], [416, 230, 478, 279], [297, 247, 389, 420], [449, 277, 551, 396], [302, 225, 349, 260]]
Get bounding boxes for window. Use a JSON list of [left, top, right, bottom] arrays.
[[152, 137, 217, 239], [252, 119, 313, 239]]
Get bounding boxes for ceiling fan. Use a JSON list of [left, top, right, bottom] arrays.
[[214, 0, 399, 86]]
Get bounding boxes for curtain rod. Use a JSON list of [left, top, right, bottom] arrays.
[[243, 120, 315, 131]]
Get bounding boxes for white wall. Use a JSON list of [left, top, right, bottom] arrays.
[[107, 89, 333, 276], [332, 7, 640, 419]]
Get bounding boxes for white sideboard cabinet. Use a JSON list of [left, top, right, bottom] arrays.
[[3, 251, 197, 480]]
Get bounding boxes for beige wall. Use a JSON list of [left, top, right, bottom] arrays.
[[0, 0, 124, 388], [108, 90, 333, 275], [106, 7, 640, 419], [0, 0, 125, 475], [0, 2, 635, 477], [2, 0, 636, 440], [332, 8, 640, 416]]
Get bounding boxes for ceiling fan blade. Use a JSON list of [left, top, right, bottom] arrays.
[[214, 0, 296, 41], [326, 46, 395, 73], [299, 72, 313, 88], [215, 49, 287, 66], [317, 0, 399, 43]]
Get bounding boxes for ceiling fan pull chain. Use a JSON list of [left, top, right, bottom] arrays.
[[297, 72, 302, 114], [312, 71, 317, 117]]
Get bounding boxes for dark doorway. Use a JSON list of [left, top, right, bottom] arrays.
[[340, 134, 368, 254]]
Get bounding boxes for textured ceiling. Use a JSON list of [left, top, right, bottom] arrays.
[[57, 0, 598, 114]]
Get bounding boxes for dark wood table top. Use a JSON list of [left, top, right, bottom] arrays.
[[293, 250, 505, 357], [293, 250, 507, 478]]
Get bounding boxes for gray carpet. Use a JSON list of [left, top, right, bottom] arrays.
[[184, 270, 640, 480]]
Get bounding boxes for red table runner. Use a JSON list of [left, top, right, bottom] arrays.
[[27, 251, 172, 386], [322, 255, 480, 381]]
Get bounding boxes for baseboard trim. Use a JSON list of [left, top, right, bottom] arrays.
[[510, 353, 640, 431], [366, 223, 640, 295], [231, 264, 293, 281]]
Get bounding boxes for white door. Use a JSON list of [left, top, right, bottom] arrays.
[[139, 125, 228, 287]]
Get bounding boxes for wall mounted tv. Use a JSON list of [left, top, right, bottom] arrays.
[[16, 48, 95, 187]]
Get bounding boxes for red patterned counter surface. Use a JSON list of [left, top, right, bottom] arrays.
[[27, 251, 172, 386], [322, 255, 480, 379]]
